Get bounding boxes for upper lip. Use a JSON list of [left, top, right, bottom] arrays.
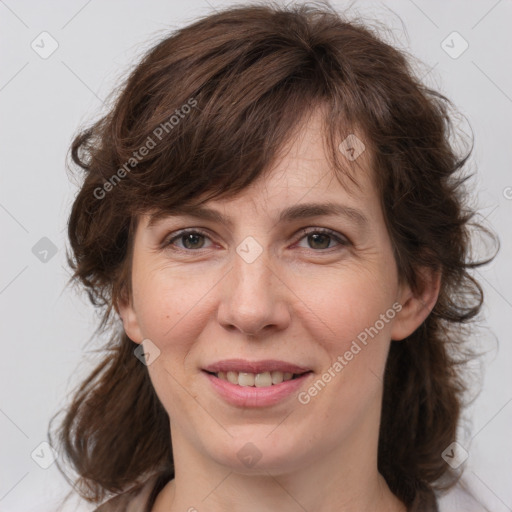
[[203, 359, 311, 374]]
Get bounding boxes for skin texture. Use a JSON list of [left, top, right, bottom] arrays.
[[119, 109, 440, 512]]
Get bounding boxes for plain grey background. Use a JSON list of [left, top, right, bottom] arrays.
[[1, 1, 511, 511]]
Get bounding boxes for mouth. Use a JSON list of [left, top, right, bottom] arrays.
[[202, 367, 314, 407], [203, 369, 312, 387]]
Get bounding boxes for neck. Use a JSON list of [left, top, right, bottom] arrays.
[[153, 419, 406, 512], [155, 469, 405, 512]]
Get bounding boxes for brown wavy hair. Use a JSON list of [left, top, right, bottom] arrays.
[[49, 1, 497, 510]]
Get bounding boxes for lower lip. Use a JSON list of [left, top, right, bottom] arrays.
[[203, 371, 313, 408]]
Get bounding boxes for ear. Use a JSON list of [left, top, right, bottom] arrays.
[[116, 293, 144, 344], [391, 266, 441, 341]]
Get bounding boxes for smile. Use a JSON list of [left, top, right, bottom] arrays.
[[202, 369, 313, 407], [206, 370, 306, 387]]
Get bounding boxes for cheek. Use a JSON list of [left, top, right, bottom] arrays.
[[291, 263, 397, 413], [132, 265, 218, 351], [132, 268, 218, 428], [294, 264, 396, 352]]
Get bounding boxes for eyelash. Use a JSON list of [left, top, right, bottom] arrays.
[[164, 227, 350, 253]]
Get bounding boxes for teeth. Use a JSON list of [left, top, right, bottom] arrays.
[[215, 370, 297, 387], [238, 372, 255, 387], [255, 372, 272, 387]]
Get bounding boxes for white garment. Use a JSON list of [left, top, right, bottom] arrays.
[[437, 482, 490, 512]]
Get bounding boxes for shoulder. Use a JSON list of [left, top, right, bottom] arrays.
[[93, 473, 162, 512]]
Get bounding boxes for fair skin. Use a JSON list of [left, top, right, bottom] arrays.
[[119, 108, 440, 512]]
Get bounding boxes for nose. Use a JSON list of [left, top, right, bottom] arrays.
[[216, 245, 291, 338]]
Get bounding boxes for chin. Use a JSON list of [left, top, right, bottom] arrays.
[[204, 432, 310, 475]]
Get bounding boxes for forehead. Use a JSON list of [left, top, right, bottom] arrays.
[[142, 106, 378, 229], [222, 108, 374, 209]]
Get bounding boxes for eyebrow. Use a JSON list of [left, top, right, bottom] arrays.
[[147, 202, 369, 229]]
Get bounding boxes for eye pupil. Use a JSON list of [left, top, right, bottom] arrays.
[[308, 233, 330, 250], [183, 233, 204, 249]]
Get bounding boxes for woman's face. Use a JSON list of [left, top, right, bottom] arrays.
[[120, 110, 432, 477]]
